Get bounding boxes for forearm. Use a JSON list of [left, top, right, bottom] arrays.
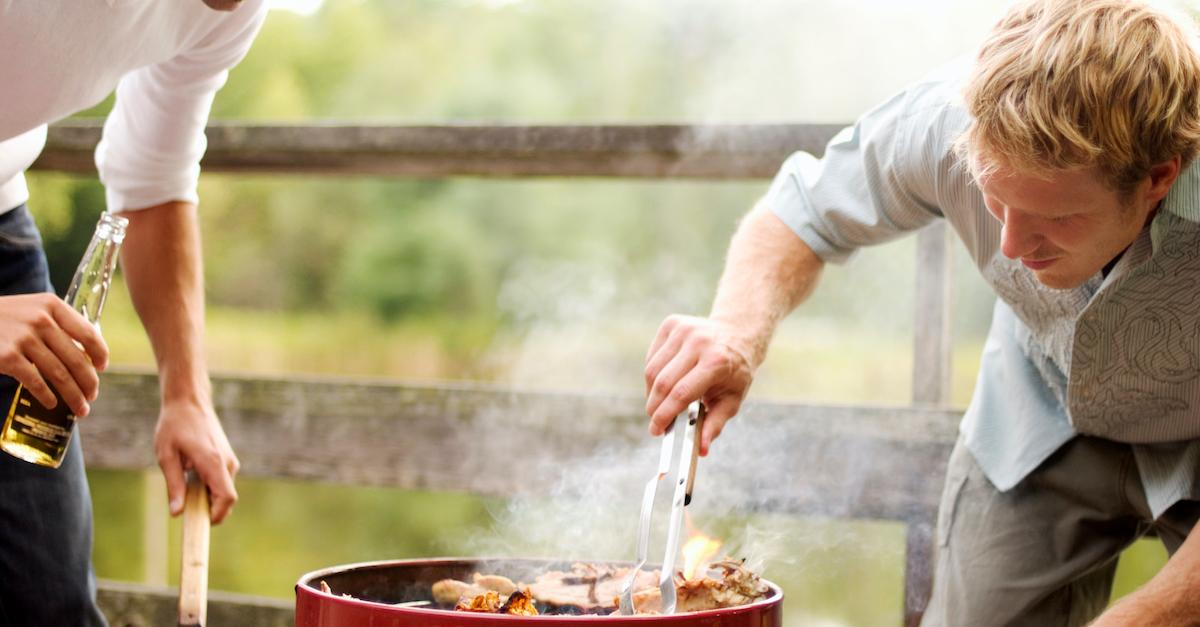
[[643, 202, 826, 445], [116, 201, 210, 405], [115, 200, 239, 522], [1093, 529, 1200, 625], [709, 203, 824, 368]]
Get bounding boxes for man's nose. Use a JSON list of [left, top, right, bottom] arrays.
[[999, 209, 1040, 259]]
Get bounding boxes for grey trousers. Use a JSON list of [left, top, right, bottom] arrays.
[[921, 435, 1199, 627]]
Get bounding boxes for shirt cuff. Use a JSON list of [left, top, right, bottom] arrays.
[[105, 184, 200, 213], [763, 151, 856, 264]]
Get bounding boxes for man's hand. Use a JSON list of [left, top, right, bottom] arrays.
[[154, 398, 239, 524], [642, 205, 825, 455], [644, 315, 755, 456], [0, 293, 108, 416]]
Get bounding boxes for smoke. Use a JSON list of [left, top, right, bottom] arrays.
[[457, 436, 655, 561], [461, 185, 908, 592], [482, 232, 721, 393], [454, 403, 899, 578]]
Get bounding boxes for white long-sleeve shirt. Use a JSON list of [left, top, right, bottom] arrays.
[[0, 0, 268, 213]]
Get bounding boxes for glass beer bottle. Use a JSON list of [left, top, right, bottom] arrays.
[[0, 212, 128, 467]]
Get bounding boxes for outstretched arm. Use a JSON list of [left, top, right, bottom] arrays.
[[118, 200, 239, 524], [644, 80, 956, 453]]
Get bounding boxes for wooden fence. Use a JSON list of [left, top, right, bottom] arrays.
[[36, 121, 959, 627]]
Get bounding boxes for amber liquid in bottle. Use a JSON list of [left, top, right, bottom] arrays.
[[0, 213, 127, 468], [1, 387, 76, 467]]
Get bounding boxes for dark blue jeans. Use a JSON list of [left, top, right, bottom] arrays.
[[0, 205, 105, 626]]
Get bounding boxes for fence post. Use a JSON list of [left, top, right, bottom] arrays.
[[912, 222, 954, 406], [142, 469, 168, 586], [906, 221, 955, 626], [904, 519, 936, 627]]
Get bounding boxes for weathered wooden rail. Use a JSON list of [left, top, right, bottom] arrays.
[[37, 121, 958, 627], [36, 121, 848, 179]]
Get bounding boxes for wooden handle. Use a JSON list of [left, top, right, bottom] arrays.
[[684, 402, 705, 506], [178, 471, 211, 627]]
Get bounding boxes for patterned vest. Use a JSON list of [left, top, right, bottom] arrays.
[[983, 210, 1200, 443], [1071, 212, 1200, 441]]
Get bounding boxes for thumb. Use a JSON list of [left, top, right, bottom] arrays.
[[159, 450, 187, 516], [699, 394, 740, 456]]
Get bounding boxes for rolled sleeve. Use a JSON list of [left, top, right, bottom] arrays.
[[765, 86, 952, 264], [95, 1, 266, 213]]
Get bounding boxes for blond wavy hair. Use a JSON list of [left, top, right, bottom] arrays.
[[958, 0, 1200, 193]]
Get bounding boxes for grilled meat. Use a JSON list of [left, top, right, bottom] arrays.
[[499, 588, 539, 616], [629, 558, 770, 614], [432, 572, 518, 605], [454, 588, 539, 615], [429, 558, 769, 615], [529, 563, 658, 611], [456, 590, 503, 612]]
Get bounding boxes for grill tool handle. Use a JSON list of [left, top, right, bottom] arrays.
[[684, 402, 705, 506], [178, 470, 211, 627]]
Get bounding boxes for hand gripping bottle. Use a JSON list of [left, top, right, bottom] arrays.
[[0, 212, 128, 467]]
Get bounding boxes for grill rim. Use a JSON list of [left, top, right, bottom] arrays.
[[295, 556, 784, 622]]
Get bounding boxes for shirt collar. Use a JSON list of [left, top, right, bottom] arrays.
[[1162, 159, 1200, 223]]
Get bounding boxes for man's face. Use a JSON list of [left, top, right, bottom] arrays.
[[977, 163, 1176, 289], [201, 0, 244, 11]]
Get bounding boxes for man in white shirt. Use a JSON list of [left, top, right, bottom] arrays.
[[0, 0, 267, 623]]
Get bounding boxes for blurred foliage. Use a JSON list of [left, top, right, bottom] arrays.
[[24, 176, 105, 294], [19, 0, 1175, 622], [42, 0, 1010, 335]]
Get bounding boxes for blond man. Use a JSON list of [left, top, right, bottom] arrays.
[[644, 1, 1200, 624]]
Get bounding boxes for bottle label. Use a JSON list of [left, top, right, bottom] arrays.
[[8, 393, 73, 444]]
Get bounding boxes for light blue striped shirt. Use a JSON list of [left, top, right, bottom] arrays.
[[766, 64, 1200, 518]]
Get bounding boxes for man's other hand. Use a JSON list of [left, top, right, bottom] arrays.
[[154, 399, 240, 524]]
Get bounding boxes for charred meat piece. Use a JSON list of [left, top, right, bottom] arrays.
[[456, 590, 503, 612], [498, 588, 539, 616], [454, 588, 539, 615], [530, 563, 658, 611], [432, 572, 518, 605], [630, 558, 771, 614]]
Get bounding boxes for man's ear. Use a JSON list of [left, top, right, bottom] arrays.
[[1145, 155, 1183, 205]]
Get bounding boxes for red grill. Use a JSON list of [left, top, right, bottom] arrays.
[[295, 558, 784, 626]]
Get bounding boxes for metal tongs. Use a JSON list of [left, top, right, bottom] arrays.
[[618, 400, 706, 615]]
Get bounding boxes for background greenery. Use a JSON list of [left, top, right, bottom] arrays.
[[23, 0, 1175, 624]]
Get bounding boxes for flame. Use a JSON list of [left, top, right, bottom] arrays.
[[681, 514, 723, 581]]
